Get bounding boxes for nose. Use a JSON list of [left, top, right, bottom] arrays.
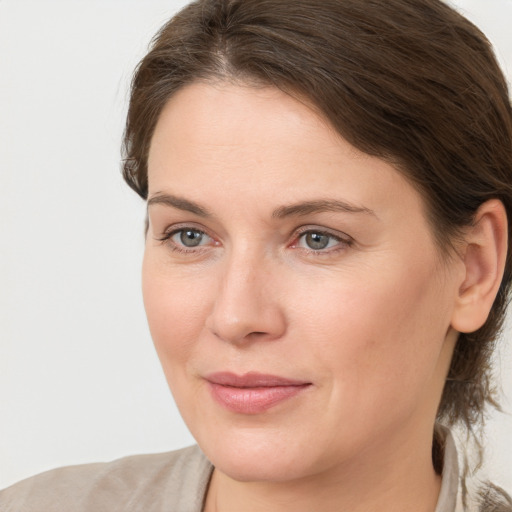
[[205, 252, 287, 344]]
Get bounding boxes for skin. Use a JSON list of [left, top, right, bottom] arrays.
[[142, 82, 505, 512]]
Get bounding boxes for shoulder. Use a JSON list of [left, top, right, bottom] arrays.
[[0, 445, 213, 512]]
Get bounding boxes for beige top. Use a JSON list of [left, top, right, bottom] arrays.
[[436, 429, 464, 512], [0, 446, 212, 512], [0, 430, 496, 512]]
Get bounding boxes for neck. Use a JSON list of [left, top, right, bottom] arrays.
[[203, 421, 442, 512]]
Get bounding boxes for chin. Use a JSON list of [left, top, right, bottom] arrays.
[[210, 449, 311, 483], [193, 424, 327, 483]]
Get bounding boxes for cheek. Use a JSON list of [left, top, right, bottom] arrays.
[[141, 251, 211, 366], [294, 257, 451, 402]]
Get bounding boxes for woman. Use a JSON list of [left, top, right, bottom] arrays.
[[1, 0, 511, 511]]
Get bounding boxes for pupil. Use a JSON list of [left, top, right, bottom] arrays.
[[180, 230, 203, 247], [306, 232, 329, 250]]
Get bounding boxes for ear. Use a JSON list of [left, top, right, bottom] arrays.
[[451, 199, 508, 334]]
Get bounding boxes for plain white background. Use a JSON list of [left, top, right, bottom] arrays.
[[1, 0, 511, 492]]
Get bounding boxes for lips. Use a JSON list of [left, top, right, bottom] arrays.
[[205, 372, 311, 414]]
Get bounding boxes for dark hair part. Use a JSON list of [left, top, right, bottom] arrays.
[[123, 0, 512, 437]]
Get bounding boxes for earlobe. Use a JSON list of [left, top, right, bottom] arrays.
[[451, 199, 508, 334]]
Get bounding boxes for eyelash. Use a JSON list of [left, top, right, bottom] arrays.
[[156, 226, 353, 256]]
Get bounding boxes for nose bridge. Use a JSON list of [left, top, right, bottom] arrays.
[[206, 244, 285, 343]]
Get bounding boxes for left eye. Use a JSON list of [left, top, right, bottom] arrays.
[[171, 229, 211, 248], [296, 231, 341, 251]]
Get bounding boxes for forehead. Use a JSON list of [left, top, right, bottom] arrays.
[[148, 81, 343, 171], [147, 81, 426, 226]]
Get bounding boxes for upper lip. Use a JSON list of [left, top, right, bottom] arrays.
[[205, 372, 310, 388]]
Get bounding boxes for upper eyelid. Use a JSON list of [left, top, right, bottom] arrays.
[[158, 223, 210, 238], [169, 226, 208, 236], [293, 225, 352, 241]]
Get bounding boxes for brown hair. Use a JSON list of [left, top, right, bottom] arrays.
[[123, 0, 512, 440]]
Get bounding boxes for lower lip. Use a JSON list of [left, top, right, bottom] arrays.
[[208, 382, 310, 414]]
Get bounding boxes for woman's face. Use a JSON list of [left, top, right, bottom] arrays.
[[143, 82, 462, 482]]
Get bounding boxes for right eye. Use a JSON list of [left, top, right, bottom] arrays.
[[159, 227, 217, 253], [170, 228, 211, 248]]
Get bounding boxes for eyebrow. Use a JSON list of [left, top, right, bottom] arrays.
[[272, 199, 376, 219], [147, 193, 376, 219], [147, 193, 212, 217]]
